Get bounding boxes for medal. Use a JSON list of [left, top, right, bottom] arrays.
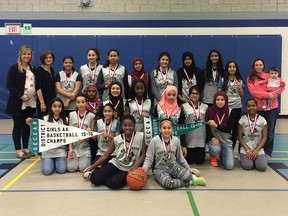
[[135, 97, 144, 119], [77, 111, 87, 129], [88, 63, 97, 82], [108, 64, 118, 78], [246, 114, 259, 141], [190, 102, 200, 122], [124, 132, 135, 160], [65, 72, 71, 89], [159, 68, 168, 87], [216, 113, 225, 126], [162, 136, 172, 161]]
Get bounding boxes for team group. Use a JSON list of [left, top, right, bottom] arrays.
[[5, 45, 285, 189]]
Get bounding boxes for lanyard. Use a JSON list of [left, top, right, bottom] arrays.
[[124, 132, 135, 158]]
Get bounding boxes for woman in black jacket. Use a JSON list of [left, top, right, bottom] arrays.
[[6, 45, 36, 159]]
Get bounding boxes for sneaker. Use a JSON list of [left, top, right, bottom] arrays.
[[190, 168, 201, 177], [82, 171, 92, 180], [191, 174, 206, 186], [210, 157, 218, 167]]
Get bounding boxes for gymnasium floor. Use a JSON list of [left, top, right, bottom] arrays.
[[0, 119, 287, 216]]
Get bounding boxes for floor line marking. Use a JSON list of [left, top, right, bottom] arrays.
[[0, 188, 288, 193], [186, 189, 200, 216], [0, 157, 40, 193]]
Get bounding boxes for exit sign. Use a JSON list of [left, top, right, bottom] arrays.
[[5, 23, 21, 34]]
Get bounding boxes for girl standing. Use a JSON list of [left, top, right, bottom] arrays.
[[247, 58, 285, 158], [80, 48, 102, 93], [203, 49, 225, 106], [96, 49, 129, 102], [67, 95, 95, 172], [150, 51, 178, 105], [27, 97, 68, 175], [83, 115, 146, 190], [125, 79, 152, 132], [55, 56, 82, 116], [94, 103, 121, 164], [129, 57, 152, 99], [155, 85, 180, 125], [177, 51, 204, 104], [206, 91, 235, 170], [180, 86, 208, 165], [35, 50, 56, 119], [141, 119, 206, 189], [6, 45, 36, 159], [218, 60, 245, 149], [238, 99, 268, 171]]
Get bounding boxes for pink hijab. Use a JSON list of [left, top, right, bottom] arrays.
[[159, 86, 179, 117]]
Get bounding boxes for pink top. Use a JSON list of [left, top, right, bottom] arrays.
[[246, 71, 285, 111]]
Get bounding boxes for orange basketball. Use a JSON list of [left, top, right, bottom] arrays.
[[126, 168, 147, 190]]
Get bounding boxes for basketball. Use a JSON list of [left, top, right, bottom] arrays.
[[126, 168, 147, 190]]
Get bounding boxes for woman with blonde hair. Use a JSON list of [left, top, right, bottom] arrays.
[[6, 45, 36, 159]]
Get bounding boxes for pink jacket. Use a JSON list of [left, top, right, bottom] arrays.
[[246, 72, 285, 111]]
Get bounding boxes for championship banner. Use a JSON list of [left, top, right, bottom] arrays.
[[144, 116, 207, 145], [31, 118, 100, 153]]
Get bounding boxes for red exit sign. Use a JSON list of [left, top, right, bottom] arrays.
[[5, 23, 21, 34]]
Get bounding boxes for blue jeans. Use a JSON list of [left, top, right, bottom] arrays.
[[209, 141, 234, 170], [258, 108, 278, 156], [41, 157, 67, 175]]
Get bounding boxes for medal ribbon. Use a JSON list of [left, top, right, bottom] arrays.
[[88, 102, 96, 110], [89, 63, 97, 81], [109, 64, 118, 78], [162, 136, 172, 160], [77, 111, 87, 129], [216, 113, 225, 126], [190, 102, 200, 122], [246, 114, 259, 138], [124, 132, 135, 159], [135, 98, 144, 117], [183, 68, 192, 84], [159, 68, 168, 84], [110, 99, 120, 110], [104, 119, 113, 136], [65, 72, 71, 89], [212, 68, 217, 83]]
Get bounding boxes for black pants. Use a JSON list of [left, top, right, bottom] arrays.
[[90, 163, 128, 189], [185, 147, 206, 165], [12, 107, 36, 150]]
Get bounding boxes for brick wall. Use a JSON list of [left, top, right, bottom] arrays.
[[1, 0, 288, 13]]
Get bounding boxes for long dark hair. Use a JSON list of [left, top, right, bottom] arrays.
[[222, 60, 244, 92], [248, 57, 265, 82], [204, 49, 224, 81], [47, 97, 68, 125], [155, 51, 171, 79]]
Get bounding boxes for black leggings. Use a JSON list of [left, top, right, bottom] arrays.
[[12, 107, 35, 150], [185, 147, 206, 165], [90, 163, 128, 189]]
